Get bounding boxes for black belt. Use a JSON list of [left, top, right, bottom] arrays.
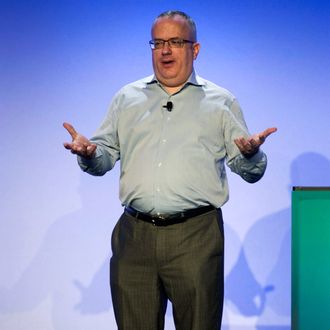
[[125, 205, 215, 226]]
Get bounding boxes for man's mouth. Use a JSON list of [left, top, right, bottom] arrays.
[[161, 59, 175, 67]]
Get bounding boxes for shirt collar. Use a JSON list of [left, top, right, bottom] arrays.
[[186, 70, 205, 87], [145, 70, 205, 88]]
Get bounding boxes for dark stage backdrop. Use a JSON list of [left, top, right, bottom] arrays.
[[1, 0, 329, 329]]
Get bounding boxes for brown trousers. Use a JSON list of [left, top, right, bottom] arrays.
[[110, 208, 224, 330]]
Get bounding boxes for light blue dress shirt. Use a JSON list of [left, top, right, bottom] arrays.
[[78, 71, 267, 214]]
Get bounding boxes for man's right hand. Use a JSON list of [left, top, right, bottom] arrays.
[[63, 122, 97, 159]]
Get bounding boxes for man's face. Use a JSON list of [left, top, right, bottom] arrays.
[[151, 16, 200, 92]]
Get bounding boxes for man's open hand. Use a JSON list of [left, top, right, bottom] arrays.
[[63, 122, 97, 159], [234, 127, 277, 158]]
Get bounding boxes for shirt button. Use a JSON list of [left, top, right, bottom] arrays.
[[162, 139, 167, 143], [158, 162, 162, 167], [156, 187, 160, 192]]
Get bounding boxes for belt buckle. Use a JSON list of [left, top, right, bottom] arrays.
[[151, 213, 166, 226]]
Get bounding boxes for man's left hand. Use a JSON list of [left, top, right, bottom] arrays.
[[234, 127, 277, 158]]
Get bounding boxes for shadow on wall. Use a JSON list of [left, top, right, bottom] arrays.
[[0, 172, 119, 329], [225, 152, 330, 328]]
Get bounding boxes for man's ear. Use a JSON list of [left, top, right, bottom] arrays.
[[193, 42, 201, 60]]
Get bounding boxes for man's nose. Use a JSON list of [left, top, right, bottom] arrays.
[[162, 41, 172, 54]]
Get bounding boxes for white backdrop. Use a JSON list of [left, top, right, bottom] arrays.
[[1, 1, 330, 329]]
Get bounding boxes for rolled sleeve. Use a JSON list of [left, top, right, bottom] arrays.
[[227, 150, 267, 183]]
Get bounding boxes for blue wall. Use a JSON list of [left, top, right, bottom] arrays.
[[1, 0, 330, 329]]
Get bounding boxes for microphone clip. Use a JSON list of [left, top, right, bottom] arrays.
[[163, 101, 173, 112]]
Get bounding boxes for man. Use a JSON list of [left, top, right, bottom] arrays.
[[64, 10, 276, 330]]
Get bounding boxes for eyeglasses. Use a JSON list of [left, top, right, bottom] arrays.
[[149, 38, 194, 50]]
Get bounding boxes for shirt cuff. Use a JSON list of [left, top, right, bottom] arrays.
[[77, 148, 102, 172]]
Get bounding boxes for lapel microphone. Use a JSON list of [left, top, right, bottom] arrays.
[[163, 101, 173, 112]]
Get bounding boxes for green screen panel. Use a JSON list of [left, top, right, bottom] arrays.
[[292, 188, 330, 330]]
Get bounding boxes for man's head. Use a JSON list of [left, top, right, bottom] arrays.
[[150, 11, 200, 93]]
